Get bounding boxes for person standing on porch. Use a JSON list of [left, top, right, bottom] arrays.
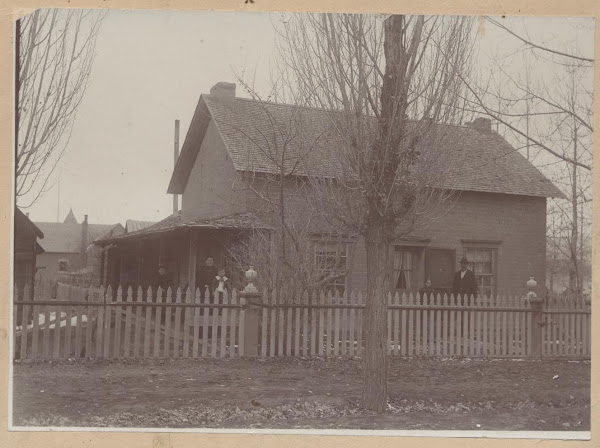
[[196, 256, 217, 298], [154, 263, 172, 292], [212, 268, 229, 304], [452, 256, 478, 299]]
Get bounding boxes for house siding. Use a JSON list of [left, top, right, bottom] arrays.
[[180, 117, 547, 297], [36, 252, 83, 284], [182, 119, 246, 220], [349, 191, 547, 295]]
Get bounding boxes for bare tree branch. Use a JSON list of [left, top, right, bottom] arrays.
[[16, 9, 106, 207], [485, 17, 594, 64]]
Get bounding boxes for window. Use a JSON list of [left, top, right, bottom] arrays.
[[464, 248, 496, 298], [315, 241, 348, 295], [393, 248, 418, 290], [58, 259, 69, 272]]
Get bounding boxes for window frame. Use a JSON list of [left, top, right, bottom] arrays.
[[391, 244, 427, 292], [314, 240, 349, 296], [58, 259, 69, 272], [461, 239, 501, 298]]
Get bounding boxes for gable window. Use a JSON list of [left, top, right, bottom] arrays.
[[315, 241, 348, 295], [464, 247, 497, 298], [58, 259, 69, 272]]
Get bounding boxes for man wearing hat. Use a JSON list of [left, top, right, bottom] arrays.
[[452, 255, 478, 298]]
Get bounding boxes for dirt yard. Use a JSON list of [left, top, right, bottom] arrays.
[[12, 357, 590, 431]]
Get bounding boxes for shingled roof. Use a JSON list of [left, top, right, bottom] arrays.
[[125, 219, 156, 233], [101, 211, 271, 243], [168, 92, 564, 199]]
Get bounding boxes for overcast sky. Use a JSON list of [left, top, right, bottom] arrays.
[[24, 10, 594, 226]]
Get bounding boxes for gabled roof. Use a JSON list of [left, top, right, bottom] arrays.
[[101, 211, 271, 244], [35, 222, 121, 253], [15, 208, 44, 239], [169, 94, 564, 199], [125, 219, 156, 233]]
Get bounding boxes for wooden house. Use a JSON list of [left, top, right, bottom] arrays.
[[97, 82, 564, 297], [35, 210, 124, 286], [14, 207, 44, 300]]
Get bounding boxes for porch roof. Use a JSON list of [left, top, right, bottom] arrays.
[[98, 211, 271, 244]]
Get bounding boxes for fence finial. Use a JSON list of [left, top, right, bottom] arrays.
[[526, 276, 537, 300], [243, 266, 258, 293]]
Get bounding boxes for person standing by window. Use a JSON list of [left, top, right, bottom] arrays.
[[452, 256, 478, 299]]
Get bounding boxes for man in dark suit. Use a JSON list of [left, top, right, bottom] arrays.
[[452, 256, 478, 298]]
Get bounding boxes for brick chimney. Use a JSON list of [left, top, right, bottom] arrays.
[[80, 214, 89, 267], [470, 117, 492, 134], [210, 82, 236, 99]]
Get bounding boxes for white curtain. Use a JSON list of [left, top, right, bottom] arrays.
[[466, 249, 492, 274], [394, 250, 413, 290]]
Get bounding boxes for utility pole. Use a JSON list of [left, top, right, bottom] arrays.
[[526, 97, 530, 160], [173, 119, 180, 213], [15, 18, 20, 201], [569, 117, 579, 294], [57, 181, 60, 222]]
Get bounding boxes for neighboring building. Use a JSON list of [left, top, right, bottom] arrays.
[[98, 82, 564, 297], [14, 207, 44, 300], [125, 220, 156, 234], [35, 209, 124, 285]]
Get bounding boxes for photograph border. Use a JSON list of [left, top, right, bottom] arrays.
[[1, 1, 598, 446]]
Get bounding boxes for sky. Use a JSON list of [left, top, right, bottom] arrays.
[[23, 10, 594, 226]]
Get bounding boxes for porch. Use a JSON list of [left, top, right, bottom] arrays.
[[97, 211, 270, 294]]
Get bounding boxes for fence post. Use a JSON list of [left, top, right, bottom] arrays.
[[239, 266, 261, 357], [526, 277, 543, 358]]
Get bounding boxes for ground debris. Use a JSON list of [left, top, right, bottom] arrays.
[[12, 357, 590, 431]]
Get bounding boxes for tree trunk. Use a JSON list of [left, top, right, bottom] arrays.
[[362, 222, 392, 412]]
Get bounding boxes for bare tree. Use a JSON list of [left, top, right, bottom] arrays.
[[16, 9, 106, 208], [217, 79, 355, 295], [458, 18, 593, 171], [469, 19, 594, 296], [543, 64, 593, 295], [264, 13, 474, 412]]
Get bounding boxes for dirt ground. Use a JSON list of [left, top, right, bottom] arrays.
[[12, 357, 590, 431]]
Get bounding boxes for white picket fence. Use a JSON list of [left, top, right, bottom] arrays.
[[259, 290, 532, 357], [13, 284, 243, 361], [12, 284, 591, 361]]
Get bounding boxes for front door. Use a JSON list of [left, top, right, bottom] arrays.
[[425, 249, 455, 292]]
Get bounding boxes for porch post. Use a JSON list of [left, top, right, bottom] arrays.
[[136, 240, 142, 289], [526, 277, 543, 358], [30, 237, 36, 300], [159, 234, 166, 267], [240, 266, 261, 357], [119, 251, 126, 288], [188, 230, 197, 294]]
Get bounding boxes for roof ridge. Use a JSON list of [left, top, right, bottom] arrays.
[[203, 93, 479, 130]]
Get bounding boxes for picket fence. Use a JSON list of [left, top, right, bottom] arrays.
[[256, 290, 591, 359], [12, 283, 591, 361]]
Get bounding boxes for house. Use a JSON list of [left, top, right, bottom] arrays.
[[14, 207, 44, 300], [35, 209, 124, 286], [97, 82, 564, 297], [125, 220, 156, 234]]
